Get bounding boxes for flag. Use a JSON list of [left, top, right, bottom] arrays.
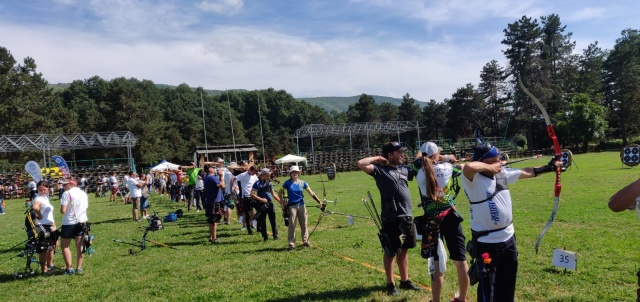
[[25, 161, 42, 182], [52, 155, 71, 178]]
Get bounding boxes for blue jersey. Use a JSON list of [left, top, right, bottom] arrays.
[[203, 174, 222, 204], [252, 180, 274, 202], [282, 179, 308, 206]]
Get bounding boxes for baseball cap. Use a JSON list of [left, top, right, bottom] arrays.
[[420, 142, 440, 157], [381, 142, 407, 156], [214, 157, 224, 163], [289, 166, 300, 173]]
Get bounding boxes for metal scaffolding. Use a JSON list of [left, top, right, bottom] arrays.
[[0, 131, 138, 170], [295, 121, 422, 154]]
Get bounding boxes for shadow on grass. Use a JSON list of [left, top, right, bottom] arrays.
[[264, 285, 382, 302], [91, 217, 135, 225]]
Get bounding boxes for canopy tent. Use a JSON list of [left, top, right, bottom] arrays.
[[275, 154, 308, 167], [149, 160, 180, 172]]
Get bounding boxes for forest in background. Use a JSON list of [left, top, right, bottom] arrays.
[[0, 14, 639, 167]]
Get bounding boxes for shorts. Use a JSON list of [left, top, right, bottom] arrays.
[[131, 197, 141, 209], [382, 217, 416, 251], [433, 210, 467, 261], [60, 223, 85, 239], [112, 186, 118, 194], [141, 197, 149, 210], [205, 203, 222, 224]]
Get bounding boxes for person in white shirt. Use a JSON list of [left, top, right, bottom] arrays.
[[59, 178, 89, 275], [28, 179, 37, 201], [230, 162, 258, 234], [32, 181, 57, 274], [461, 144, 561, 302], [127, 171, 143, 221], [109, 172, 119, 202]]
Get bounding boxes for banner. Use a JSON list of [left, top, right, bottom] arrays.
[[25, 161, 42, 182], [52, 155, 71, 178]]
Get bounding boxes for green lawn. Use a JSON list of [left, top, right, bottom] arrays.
[[0, 151, 638, 301]]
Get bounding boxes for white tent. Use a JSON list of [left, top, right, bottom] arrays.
[[150, 160, 180, 172], [275, 154, 308, 167]]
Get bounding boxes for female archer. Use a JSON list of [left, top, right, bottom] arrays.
[[414, 142, 469, 302]]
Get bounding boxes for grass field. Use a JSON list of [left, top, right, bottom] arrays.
[[0, 151, 639, 302]]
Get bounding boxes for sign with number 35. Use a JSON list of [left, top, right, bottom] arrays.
[[552, 248, 577, 270]]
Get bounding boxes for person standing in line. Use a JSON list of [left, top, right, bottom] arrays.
[[203, 164, 225, 243], [222, 162, 238, 224], [357, 141, 423, 295], [59, 178, 89, 275], [251, 168, 281, 241], [127, 171, 144, 221], [194, 173, 204, 213], [32, 181, 57, 274], [231, 162, 259, 235], [461, 143, 561, 302], [278, 165, 323, 250], [413, 142, 468, 302]]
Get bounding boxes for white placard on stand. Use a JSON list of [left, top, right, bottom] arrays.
[[552, 248, 577, 270]]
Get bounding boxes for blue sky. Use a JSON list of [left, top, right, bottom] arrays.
[[1, 0, 638, 102]]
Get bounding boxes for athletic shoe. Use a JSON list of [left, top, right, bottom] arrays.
[[76, 268, 84, 274], [288, 246, 295, 250], [63, 269, 75, 275], [273, 235, 278, 240], [302, 242, 310, 247], [386, 283, 399, 296], [399, 280, 422, 291], [224, 221, 230, 225], [240, 226, 246, 231]]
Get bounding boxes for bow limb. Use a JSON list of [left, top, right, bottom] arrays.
[[518, 76, 563, 254]]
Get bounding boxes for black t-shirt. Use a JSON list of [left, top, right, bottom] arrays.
[[369, 164, 413, 219]]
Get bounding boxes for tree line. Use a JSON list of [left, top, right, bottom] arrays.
[[0, 14, 639, 167]]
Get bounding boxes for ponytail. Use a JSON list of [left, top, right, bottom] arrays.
[[422, 155, 438, 201]]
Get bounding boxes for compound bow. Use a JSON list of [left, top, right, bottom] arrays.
[[518, 75, 563, 254]]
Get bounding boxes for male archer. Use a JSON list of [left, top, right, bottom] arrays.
[[461, 144, 561, 302]]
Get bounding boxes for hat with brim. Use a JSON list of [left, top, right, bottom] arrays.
[[214, 157, 224, 163], [381, 142, 407, 156], [289, 166, 301, 173], [226, 162, 241, 170]]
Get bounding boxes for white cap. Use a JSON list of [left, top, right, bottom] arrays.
[[420, 142, 440, 157], [289, 166, 300, 173]]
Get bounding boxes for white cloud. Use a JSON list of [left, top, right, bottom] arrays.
[[197, 0, 243, 15]]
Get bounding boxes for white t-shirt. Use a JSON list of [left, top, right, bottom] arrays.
[[128, 177, 142, 198], [60, 187, 89, 225], [28, 181, 37, 191], [461, 168, 521, 243], [416, 161, 454, 199], [34, 195, 55, 225], [110, 176, 118, 187], [235, 171, 258, 198]]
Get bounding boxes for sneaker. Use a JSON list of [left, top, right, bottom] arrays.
[[76, 268, 84, 274], [263, 237, 268, 242], [288, 246, 295, 250], [273, 235, 278, 240], [302, 242, 310, 247], [49, 265, 56, 270], [240, 226, 247, 231], [224, 221, 230, 225], [196, 210, 200, 213], [209, 238, 218, 244], [63, 269, 75, 275], [386, 283, 400, 296], [399, 280, 422, 291]]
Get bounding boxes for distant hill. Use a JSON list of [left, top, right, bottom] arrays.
[[297, 95, 426, 113], [48, 83, 422, 113]]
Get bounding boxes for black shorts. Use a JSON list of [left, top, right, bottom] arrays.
[[60, 223, 85, 239], [434, 210, 466, 261], [204, 203, 222, 224], [382, 217, 416, 251]]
